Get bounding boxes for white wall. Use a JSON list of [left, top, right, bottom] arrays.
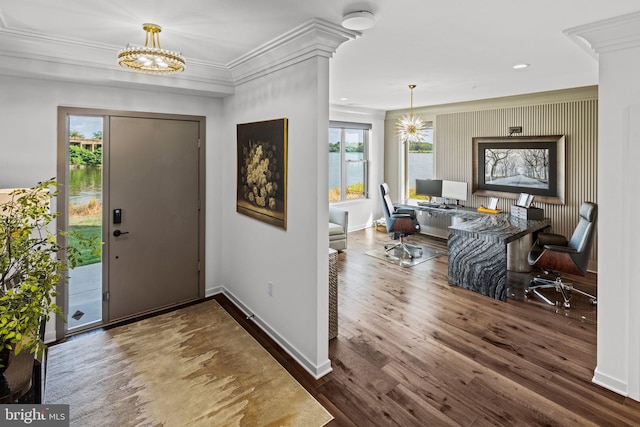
[[329, 105, 386, 230], [0, 19, 354, 379], [568, 11, 640, 400], [594, 33, 640, 400], [0, 75, 224, 340], [220, 56, 332, 378]]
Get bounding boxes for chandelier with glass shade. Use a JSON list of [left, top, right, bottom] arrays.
[[396, 84, 428, 143], [118, 23, 185, 74]]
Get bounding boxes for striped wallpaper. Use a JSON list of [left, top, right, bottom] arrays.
[[434, 98, 598, 270]]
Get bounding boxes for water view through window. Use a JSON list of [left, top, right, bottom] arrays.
[[329, 123, 369, 202], [406, 124, 434, 199], [67, 115, 103, 330], [408, 152, 434, 193]]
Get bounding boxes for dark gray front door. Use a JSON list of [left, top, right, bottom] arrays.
[[107, 116, 201, 321]]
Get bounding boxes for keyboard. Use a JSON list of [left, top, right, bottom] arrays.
[[418, 202, 455, 210], [418, 202, 440, 208]]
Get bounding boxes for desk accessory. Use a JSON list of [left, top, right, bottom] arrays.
[[510, 204, 544, 219], [488, 197, 499, 210], [477, 206, 501, 214]]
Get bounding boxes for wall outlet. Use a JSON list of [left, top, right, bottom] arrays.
[[268, 282, 273, 297]]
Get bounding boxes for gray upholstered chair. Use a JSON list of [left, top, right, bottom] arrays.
[[526, 201, 597, 308], [329, 207, 348, 251], [379, 183, 421, 258]]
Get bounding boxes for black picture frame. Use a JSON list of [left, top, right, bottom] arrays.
[[236, 118, 288, 229], [472, 135, 565, 205]]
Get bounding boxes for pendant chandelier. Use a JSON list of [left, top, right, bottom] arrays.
[[396, 84, 428, 143], [118, 23, 185, 74]]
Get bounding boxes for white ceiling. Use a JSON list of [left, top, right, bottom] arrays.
[[1, 0, 638, 111]]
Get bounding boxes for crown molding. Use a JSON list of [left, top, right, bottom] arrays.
[[0, 19, 234, 96], [564, 10, 640, 56], [384, 86, 599, 120], [0, 17, 358, 95], [330, 104, 385, 119], [228, 18, 358, 85], [0, 51, 236, 97]]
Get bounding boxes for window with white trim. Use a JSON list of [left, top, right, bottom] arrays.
[[406, 121, 434, 200], [329, 121, 370, 202]]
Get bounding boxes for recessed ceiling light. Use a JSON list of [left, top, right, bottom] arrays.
[[340, 97, 349, 101], [513, 63, 530, 69], [341, 11, 376, 31]]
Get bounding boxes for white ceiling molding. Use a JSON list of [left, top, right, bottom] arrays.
[[330, 103, 386, 118], [0, 22, 235, 96], [229, 19, 358, 85], [0, 17, 358, 96], [0, 53, 236, 98], [2, 1, 639, 109], [564, 10, 640, 55]]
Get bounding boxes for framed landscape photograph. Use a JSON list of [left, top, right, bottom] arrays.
[[472, 135, 566, 205], [236, 118, 288, 229]]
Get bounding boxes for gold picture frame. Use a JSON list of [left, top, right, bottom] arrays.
[[236, 118, 288, 229]]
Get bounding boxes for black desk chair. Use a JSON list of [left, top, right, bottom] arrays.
[[379, 183, 421, 258], [526, 201, 597, 308]]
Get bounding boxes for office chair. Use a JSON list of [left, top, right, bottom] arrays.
[[526, 201, 597, 309], [379, 183, 421, 258]]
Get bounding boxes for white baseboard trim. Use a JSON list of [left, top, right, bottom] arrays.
[[206, 286, 224, 298], [349, 223, 371, 233], [215, 287, 332, 380], [592, 367, 628, 396]]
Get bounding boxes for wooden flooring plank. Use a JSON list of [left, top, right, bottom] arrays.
[[217, 228, 639, 426]]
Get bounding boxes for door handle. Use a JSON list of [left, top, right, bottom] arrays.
[[113, 230, 129, 237]]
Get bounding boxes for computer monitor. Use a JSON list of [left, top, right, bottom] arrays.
[[415, 179, 442, 197], [441, 180, 467, 203]]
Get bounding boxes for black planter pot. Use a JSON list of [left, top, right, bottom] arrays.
[[0, 347, 11, 375]]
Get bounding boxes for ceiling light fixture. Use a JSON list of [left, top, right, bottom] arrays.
[[396, 85, 428, 143], [118, 23, 185, 74], [341, 11, 376, 31], [513, 63, 529, 69]]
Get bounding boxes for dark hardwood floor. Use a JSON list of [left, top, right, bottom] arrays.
[[216, 227, 640, 426]]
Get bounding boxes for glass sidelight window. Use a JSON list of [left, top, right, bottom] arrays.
[[329, 121, 371, 202], [67, 115, 104, 330]]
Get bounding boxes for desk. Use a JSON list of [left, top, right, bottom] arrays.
[[447, 214, 551, 301], [398, 203, 491, 239], [399, 201, 546, 269]]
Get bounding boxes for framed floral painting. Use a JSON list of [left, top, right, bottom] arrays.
[[236, 118, 288, 229]]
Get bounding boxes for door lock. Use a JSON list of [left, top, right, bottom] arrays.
[[113, 208, 122, 224], [113, 230, 129, 237]]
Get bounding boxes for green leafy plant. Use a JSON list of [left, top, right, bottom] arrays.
[[0, 178, 102, 361], [69, 145, 102, 165]]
